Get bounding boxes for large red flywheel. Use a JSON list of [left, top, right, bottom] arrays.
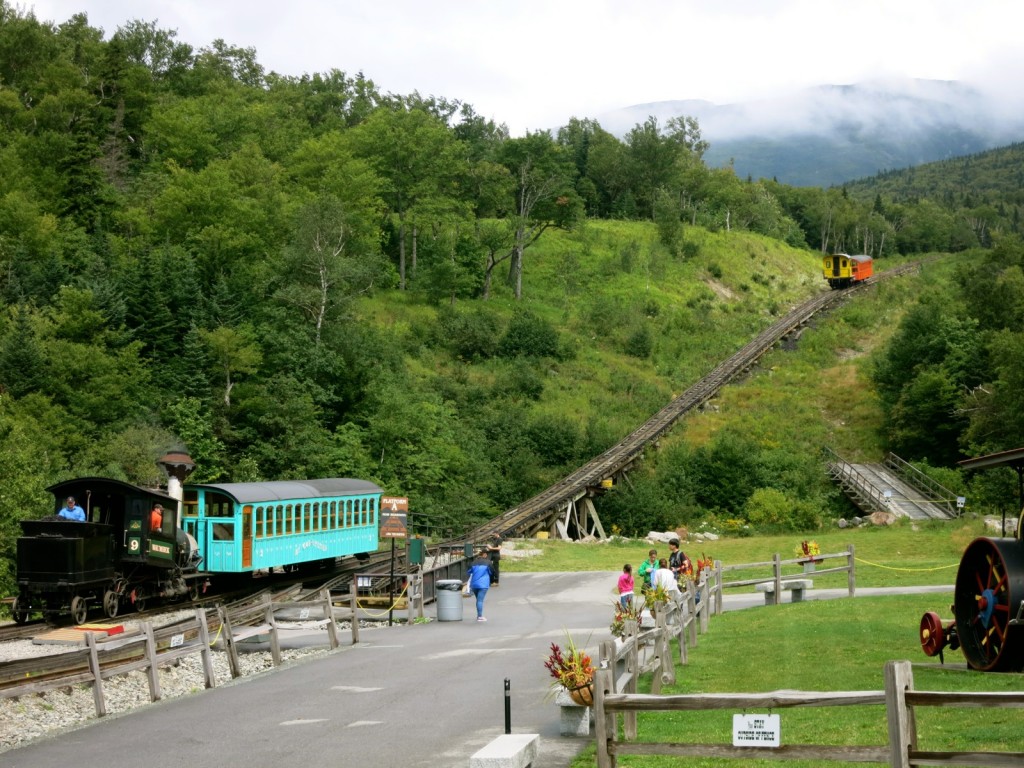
[[953, 537, 1024, 671]]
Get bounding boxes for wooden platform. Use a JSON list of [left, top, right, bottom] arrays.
[[33, 623, 127, 646]]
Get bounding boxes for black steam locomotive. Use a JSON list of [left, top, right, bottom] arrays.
[[13, 477, 202, 624]]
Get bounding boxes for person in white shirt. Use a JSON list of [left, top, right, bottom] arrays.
[[651, 558, 682, 603]]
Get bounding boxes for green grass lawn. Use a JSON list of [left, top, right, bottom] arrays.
[[498, 522, 1024, 766], [568, 595, 1023, 768], [502, 517, 987, 589]]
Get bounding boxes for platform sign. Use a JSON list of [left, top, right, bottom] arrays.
[[732, 714, 780, 748], [380, 496, 409, 539], [957, 496, 966, 509]]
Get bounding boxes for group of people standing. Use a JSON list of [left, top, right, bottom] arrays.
[[617, 538, 692, 610]]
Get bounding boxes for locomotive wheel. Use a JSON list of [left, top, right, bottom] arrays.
[[70, 596, 88, 625], [919, 611, 946, 657], [11, 595, 29, 625], [103, 590, 120, 619], [954, 537, 1024, 671], [133, 596, 147, 613], [188, 582, 200, 601]]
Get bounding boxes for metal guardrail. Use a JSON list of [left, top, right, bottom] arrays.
[[884, 453, 960, 517], [824, 447, 891, 514]]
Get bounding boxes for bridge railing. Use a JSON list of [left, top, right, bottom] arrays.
[[824, 447, 891, 514], [884, 453, 960, 517]]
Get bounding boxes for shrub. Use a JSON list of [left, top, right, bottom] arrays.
[[498, 310, 560, 359], [436, 308, 500, 360], [624, 325, 652, 359]]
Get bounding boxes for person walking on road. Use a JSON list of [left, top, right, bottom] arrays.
[[487, 532, 503, 586], [466, 549, 494, 622]]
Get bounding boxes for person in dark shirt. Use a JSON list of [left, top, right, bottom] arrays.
[[487, 532, 503, 586]]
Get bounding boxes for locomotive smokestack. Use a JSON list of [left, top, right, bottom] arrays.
[[157, 451, 196, 524]]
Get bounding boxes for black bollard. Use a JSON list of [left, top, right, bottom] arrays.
[[504, 678, 511, 734]]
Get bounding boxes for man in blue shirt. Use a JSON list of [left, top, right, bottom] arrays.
[[58, 496, 86, 521]]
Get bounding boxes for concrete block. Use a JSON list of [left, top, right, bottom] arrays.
[[469, 733, 539, 768], [554, 687, 591, 736]]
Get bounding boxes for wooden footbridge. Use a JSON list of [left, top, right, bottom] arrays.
[[825, 449, 959, 520]]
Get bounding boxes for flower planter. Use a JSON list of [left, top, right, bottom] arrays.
[[568, 682, 594, 707]]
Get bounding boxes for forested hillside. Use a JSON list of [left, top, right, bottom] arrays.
[[1, 5, 1023, 594], [842, 143, 1024, 244]]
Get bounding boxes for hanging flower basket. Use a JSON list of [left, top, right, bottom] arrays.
[[544, 632, 595, 703], [567, 682, 594, 707]]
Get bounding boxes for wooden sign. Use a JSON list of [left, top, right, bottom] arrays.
[[380, 496, 409, 539]]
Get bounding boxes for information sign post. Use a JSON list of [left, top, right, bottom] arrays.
[[380, 497, 409, 626]]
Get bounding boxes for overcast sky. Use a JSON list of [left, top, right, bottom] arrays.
[[25, 0, 1024, 135]]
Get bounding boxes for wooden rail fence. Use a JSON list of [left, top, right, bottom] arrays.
[[0, 586, 364, 716], [593, 659, 1024, 767], [709, 545, 857, 614], [596, 575, 714, 736]]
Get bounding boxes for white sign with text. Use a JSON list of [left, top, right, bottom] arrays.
[[732, 714, 780, 747]]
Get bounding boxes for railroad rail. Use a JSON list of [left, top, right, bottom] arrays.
[[463, 262, 921, 543]]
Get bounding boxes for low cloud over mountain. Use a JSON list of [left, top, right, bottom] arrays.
[[596, 78, 1024, 186]]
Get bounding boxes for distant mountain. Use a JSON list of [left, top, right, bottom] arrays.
[[595, 78, 1024, 187]]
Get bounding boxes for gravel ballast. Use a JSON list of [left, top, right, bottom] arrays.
[[0, 614, 388, 753]]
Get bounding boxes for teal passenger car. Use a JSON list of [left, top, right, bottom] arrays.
[[181, 478, 383, 573]]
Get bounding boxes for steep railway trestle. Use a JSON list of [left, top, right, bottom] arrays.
[[467, 263, 920, 544]]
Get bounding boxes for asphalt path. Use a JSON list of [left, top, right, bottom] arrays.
[[3, 573, 953, 768]]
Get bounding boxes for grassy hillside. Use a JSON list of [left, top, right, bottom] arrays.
[[360, 219, 957, 536]]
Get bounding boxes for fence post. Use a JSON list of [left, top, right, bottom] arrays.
[[599, 638, 618, 742], [772, 553, 783, 605], [409, 572, 424, 622], [713, 561, 724, 616], [657, 608, 676, 686], [195, 608, 217, 688], [676, 599, 689, 665], [699, 578, 710, 634], [594, 666, 615, 768], [219, 604, 243, 679], [847, 543, 857, 597], [320, 588, 339, 649], [84, 631, 106, 717], [263, 594, 281, 666], [685, 583, 698, 648], [625, 619, 638, 739], [349, 581, 360, 644], [885, 660, 915, 768], [142, 621, 162, 701]]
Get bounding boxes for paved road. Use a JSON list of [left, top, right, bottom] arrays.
[[3, 574, 953, 768]]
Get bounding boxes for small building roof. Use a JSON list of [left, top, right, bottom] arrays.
[[958, 447, 1024, 472]]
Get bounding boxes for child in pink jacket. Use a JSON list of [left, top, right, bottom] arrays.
[[617, 563, 634, 610]]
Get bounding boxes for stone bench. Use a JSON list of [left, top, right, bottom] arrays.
[[755, 579, 813, 605], [554, 686, 592, 736], [469, 733, 539, 768]]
